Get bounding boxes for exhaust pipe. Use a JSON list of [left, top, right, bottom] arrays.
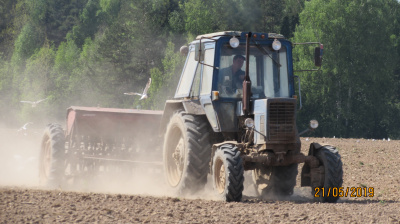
[[242, 32, 252, 115]]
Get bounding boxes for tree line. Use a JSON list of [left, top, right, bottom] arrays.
[[0, 0, 399, 139]]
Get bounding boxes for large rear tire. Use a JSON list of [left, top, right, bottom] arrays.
[[252, 163, 298, 197], [163, 111, 211, 194], [312, 145, 343, 203], [212, 144, 244, 202], [39, 123, 66, 188]]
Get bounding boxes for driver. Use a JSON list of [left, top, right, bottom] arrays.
[[218, 55, 246, 95]]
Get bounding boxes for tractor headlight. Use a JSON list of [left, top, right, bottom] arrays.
[[180, 45, 188, 55], [309, 119, 319, 129], [229, 37, 240, 48], [244, 118, 254, 128], [272, 39, 281, 51]]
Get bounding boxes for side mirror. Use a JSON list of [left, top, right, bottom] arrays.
[[194, 42, 205, 61], [294, 42, 323, 72], [314, 46, 323, 67]]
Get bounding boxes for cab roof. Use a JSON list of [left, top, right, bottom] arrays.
[[195, 31, 285, 40]]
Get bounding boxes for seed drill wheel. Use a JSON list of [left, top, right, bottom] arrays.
[[313, 145, 343, 203], [39, 123, 66, 188], [252, 163, 298, 197], [212, 144, 244, 202], [163, 111, 211, 194]]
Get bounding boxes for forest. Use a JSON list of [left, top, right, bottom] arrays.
[[0, 0, 399, 139]]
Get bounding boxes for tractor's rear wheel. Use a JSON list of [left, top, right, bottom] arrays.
[[312, 145, 343, 203], [39, 123, 66, 188], [252, 163, 298, 197], [163, 111, 211, 194], [212, 144, 244, 202]]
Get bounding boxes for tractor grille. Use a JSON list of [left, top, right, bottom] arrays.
[[268, 100, 296, 141]]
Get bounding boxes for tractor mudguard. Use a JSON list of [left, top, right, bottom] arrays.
[[159, 100, 206, 134]]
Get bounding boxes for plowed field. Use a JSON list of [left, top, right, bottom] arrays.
[[1, 128, 399, 223]]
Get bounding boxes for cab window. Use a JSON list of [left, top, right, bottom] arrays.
[[200, 48, 215, 95], [175, 51, 198, 98]]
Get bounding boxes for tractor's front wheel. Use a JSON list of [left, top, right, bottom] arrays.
[[212, 144, 244, 202], [163, 111, 211, 195], [39, 123, 66, 188], [312, 145, 343, 203]]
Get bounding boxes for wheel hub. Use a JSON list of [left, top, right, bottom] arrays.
[[219, 165, 225, 189], [214, 159, 226, 194], [40, 138, 52, 182], [172, 138, 184, 171]]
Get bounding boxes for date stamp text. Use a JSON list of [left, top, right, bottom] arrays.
[[314, 187, 374, 198]]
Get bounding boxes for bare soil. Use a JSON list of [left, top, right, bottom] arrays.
[[1, 128, 399, 223]]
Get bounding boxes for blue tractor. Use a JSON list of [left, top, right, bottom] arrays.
[[161, 31, 343, 202]]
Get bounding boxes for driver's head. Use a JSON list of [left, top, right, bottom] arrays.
[[232, 55, 245, 70]]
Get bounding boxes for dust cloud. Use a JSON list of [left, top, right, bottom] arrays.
[[0, 121, 174, 197], [0, 121, 313, 203], [0, 121, 224, 201], [0, 127, 41, 187]]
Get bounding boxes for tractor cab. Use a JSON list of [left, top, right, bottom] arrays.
[[175, 31, 296, 136]]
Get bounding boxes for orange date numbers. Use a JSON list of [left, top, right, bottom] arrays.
[[314, 187, 374, 198]]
